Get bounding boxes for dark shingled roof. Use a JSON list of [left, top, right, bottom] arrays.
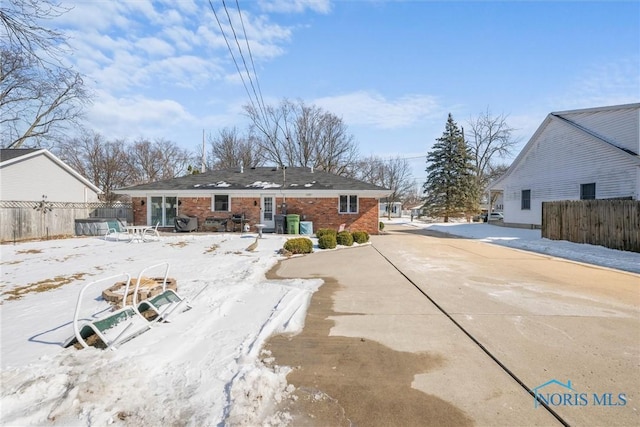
[[118, 166, 389, 192], [0, 149, 41, 163]]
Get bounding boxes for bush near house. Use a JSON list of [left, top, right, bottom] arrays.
[[283, 237, 313, 254], [379, 221, 385, 231], [336, 231, 354, 246], [316, 228, 337, 239], [318, 234, 337, 249], [351, 231, 369, 244]]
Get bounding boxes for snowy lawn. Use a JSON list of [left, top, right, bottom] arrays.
[[1, 233, 321, 426], [2, 222, 638, 426]]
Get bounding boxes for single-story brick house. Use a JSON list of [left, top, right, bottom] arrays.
[[114, 166, 390, 235]]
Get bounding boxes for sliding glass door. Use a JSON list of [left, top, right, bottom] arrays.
[[150, 196, 177, 226]]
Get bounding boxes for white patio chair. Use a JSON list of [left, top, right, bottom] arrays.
[[64, 273, 152, 350], [104, 219, 129, 241], [132, 262, 197, 323], [142, 222, 160, 241]]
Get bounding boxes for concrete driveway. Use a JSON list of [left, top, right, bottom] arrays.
[[265, 224, 639, 426]]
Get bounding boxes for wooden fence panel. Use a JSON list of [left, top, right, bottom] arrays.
[[0, 202, 132, 243], [542, 200, 639, 253]]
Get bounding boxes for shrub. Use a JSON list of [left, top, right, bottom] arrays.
[[379, 221, 385, 231], [336, 230, 354, 246], [283, 237, 313, 254], [318, 234, 337, 249], [316, 228, 337, 239], [351, 230, 369, 244]]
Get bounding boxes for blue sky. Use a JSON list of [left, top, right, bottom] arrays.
[[55, 0, 639, 183]]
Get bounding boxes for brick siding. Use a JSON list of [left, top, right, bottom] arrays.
[[131, 195, 381, 235]]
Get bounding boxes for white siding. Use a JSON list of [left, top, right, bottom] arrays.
[[0, 153, 100, 202], [501, 118, 639, 226], [561, 106, 640, 154]]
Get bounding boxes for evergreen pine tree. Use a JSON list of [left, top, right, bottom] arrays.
[[423, 113, 479, 222]]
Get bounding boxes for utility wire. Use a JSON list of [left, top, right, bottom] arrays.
[[221, 0, 267, 123], [207, 0, 260, 118], [235, 0, 268, 122]]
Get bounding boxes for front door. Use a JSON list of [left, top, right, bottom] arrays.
[[261, 195, 275, 230]]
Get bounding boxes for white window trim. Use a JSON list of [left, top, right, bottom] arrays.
[[211, 194, 231, 212], [338, 195, 359, 214]]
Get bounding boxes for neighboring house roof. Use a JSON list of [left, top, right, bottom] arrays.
[[0, 148, 102, 194], [490, 103, 640, 190], [0, 148, 41, 162], [115, 166, 390, 197]]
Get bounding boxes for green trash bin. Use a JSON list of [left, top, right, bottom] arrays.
[[286, 214, 300, 234]]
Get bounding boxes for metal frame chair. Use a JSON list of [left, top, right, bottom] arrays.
[[64, 273, 151, 350]]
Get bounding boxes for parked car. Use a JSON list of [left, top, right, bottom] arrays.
[[484, 212, 504, 222]]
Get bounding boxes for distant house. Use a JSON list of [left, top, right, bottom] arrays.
[[0, 149, 101, 202], [114, 166, 390, 235], [379, 198, 402, 218], [488, 103, 640, 228]]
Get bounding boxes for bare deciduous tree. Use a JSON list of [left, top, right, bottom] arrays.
[[56, 132, 190, 200], [206, 127, 263, 170], [0, 0, 69, 64], [56, 132, 131, 202], [244, 98, 359, 175], [1, 49, 89, 148], [0, 0, 90, 148], [466, 108, 520, 194], [353, 155, 414, 219]]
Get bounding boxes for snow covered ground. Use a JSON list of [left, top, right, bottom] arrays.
[[1, 222, 637, 426], [390, 218, 640, 274], [1, 233, 320, 426]]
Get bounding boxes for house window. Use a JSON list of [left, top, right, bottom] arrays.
[[339, 195, 358, 213], [580, 183, 596, 200], [213, 195, 229, 212], [521, 190, 531, 210]]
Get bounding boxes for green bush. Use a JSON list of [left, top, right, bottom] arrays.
[[379, 221, 385, 231], [283, 237, 313, 254], [351, 230, 369, 244], [336, 230, 354, 246], [318, 234, 337, 249], [316, 228, 337, 239]]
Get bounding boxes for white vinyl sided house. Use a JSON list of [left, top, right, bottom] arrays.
[[0, 149, 101, 202], [488, 103, 640, 228]]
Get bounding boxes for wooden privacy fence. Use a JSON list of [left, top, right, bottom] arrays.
[[542, 200, 640, 253], [0, 201, 133, 243]]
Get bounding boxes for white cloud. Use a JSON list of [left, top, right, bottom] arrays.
[[258, 0, 332, 14], [313, 91, 442, 129], [135, 36, 176, 57], [87, 92, 195, 140]]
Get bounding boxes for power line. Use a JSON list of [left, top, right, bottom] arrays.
[[235, 0, 268, 121], [221, 0, 265, 120], [207, 0, 260, 119]]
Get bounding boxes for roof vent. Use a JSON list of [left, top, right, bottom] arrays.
[[240, 165, 244, 173], [310, 166, 314, 173]]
